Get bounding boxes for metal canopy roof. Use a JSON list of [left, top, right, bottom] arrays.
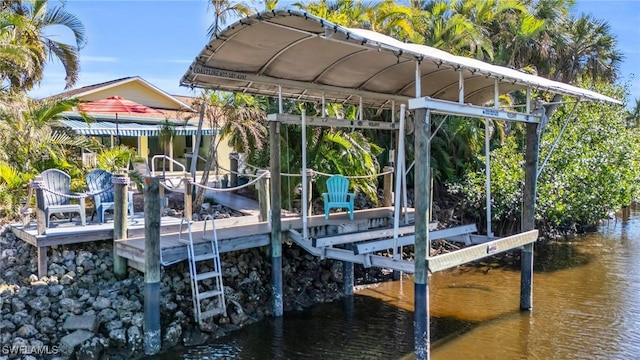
[[181, 10, 621, 108]]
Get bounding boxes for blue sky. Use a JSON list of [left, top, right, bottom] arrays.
[[31, 0, 640, 106]]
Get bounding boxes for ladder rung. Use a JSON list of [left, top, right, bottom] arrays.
[[198, 289, 223, 301], [195, 271, 221, 281], [200, 307, 225, 319], [193, 253, 218, 262]]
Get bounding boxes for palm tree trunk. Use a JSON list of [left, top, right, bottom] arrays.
[[193, 135, 217, 211]]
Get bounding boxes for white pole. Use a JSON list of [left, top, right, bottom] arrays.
[[459, 71, 464, 103], [278, 85, 283, 114], [359, 97, 363, 121], [415, 62, 421, 98], [322, 93, 326, 117], [393, 104, 407, 260], [301, 110, 308, 240], [392, 101, 396, 123]]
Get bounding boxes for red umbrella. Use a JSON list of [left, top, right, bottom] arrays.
[[78, 96, 165, 145]]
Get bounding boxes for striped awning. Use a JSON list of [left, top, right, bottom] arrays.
[[57, 119, 216, 136]]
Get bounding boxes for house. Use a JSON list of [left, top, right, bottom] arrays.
[[51, 76, 233, 175]]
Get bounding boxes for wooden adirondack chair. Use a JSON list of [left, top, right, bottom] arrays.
[[86, 169, 134, 224], [322, 175, 355, 220], [39, 169, 86, 228]]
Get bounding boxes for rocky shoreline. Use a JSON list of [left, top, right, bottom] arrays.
[[0, 186, 466, 360], [0, 203, 394, 359]]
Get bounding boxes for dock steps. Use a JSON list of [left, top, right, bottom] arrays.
[[179, 216, 226, 324]]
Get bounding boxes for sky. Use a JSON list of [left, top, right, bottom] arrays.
[[30, 0, 640, 106]]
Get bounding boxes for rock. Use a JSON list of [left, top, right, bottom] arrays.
[[37, 317, 57, 334], [11, 337, 29, 350], [62, 314, 97, 332], [105, 320, 123, 332], [60, 273, 75, 285], [127, 325, 142, 351], [27, 296, 50, 312], [59, 330, 94, 355], [17, 324, 38, 338], [130, 313, 143, 328], [98, 308, 118, 322], [11, 298, 25, 312], [62, 250, 76, 262], [108, 328, 127, 347], [162, 321, 183, 348], [91, 296, 111, 310], [76, 336, 105, 359], [48, 284, 64, 297], [75, 251, 92, 266], [183, 328, 208, 347], [59, 298, 82, 314], [0, 319, 16, 332]]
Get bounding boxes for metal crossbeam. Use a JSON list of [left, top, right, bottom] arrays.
[[409, 97, 541, 123], [267, 113, 400, 130]]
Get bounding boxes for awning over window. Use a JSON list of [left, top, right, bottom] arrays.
[[57, 119, 216, 137]]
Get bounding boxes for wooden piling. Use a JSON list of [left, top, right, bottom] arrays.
[[521, 122, 538, 311], [143, 176, 161, 354], [383, 166, 394, 207], [413, 108, 431, 360], [230, 152, 239, 188], [257, 170, 270, 222], [269, 121, 283, 317], [113, 173, 129, 279]]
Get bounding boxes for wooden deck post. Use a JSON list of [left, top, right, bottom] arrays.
[[269, 120, 283, 317], [113, 172, 129, 279], [230, 152, 239, 188], [521, 122, 538, 311], [257, 170, 270, 222], [184, 175, 193, 222], [143, 176, 161, 354], [33, 176, 48, 277], [383, 166, 394, 207], [413, 108, 431, 359]]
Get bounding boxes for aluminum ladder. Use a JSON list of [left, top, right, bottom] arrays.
[[179, 215, 226, 324]]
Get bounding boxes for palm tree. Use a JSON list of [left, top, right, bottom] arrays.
[[4, 0, 86, 90], [192, 91, 268, 210], [0, 95, 97, 174], [207, 0, 251, 38]]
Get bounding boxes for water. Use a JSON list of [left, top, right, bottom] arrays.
[[158, 206, 640, 359]]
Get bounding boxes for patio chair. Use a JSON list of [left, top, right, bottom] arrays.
[[40, 169, 86, 228], [322, 175, 355, 220], [86, 169, 134, 224]]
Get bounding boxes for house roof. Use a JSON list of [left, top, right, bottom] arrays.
[[181, 10, 621, 108], [53, 76, 195, 112]]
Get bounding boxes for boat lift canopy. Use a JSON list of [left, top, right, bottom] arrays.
[[181, 9, 621, 108]]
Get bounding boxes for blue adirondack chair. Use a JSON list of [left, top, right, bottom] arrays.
[[39, 169, 86, 228], [86, 169, 134, 224], [322, 175, 355, 220]]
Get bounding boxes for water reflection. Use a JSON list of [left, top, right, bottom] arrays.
[[159, 205, 640, 359]]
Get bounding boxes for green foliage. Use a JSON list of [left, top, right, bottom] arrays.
[[448, 136, 524, 235], [536, 84, 640, 231], [452, 83, 640, 234], [0, 162, 32, 217]]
